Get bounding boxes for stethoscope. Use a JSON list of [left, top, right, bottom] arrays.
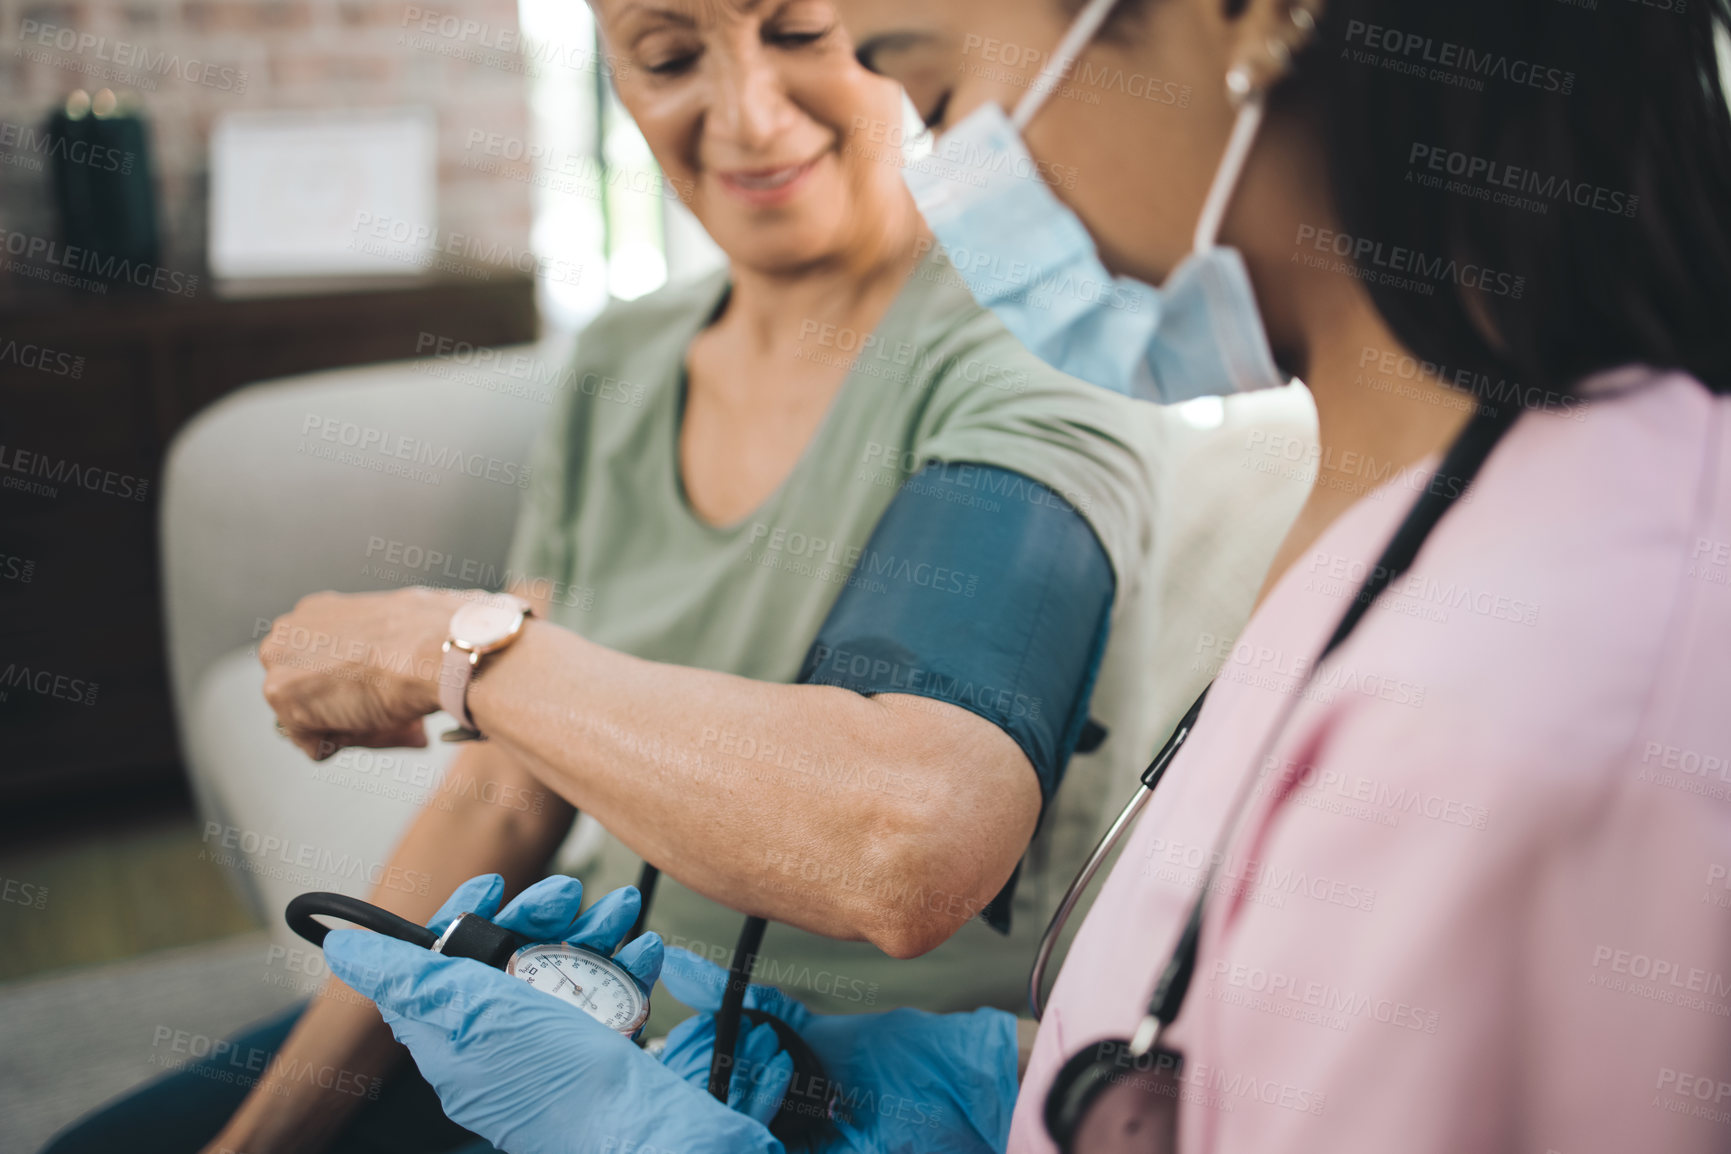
[[1037, 400, 1519, 1150], [1029, 687, 1208, 1019]]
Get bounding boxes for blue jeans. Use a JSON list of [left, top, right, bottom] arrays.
[[41, 1004, 501, 1154]]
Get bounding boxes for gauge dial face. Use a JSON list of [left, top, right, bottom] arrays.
[[505, 943, 649, 1035]]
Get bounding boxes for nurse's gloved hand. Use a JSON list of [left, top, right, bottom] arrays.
[[659, 947, 1019, 1154], [324, 876, 785, 1154], [659, 1006, 795, 1124]]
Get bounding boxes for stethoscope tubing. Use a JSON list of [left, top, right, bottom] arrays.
[[1029, 781, 1155, 1020], [1029, 691, 1207, 1019]]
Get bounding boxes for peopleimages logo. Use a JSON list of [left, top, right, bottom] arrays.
[[1294, 224, 1526, 299], [957, 34, 1191, 108], [936, 244, 1145, 314], [1341, 19, 1575, 94], [1357, 346, 1584, 420], [17, 20, 248, 92], [1407, 143, 1639, 219], [0, 336, 85, 379], [0, 443, 150, 501], [0, 119, 134, 173], [0, 663, 99, 705], [918, 124, 1080, 189], [414, 332, 647, 407], [348, 213, 582, 285], [298, 414, 532, 489], [0, 227, 198, 296], [399, 4, 632, 79]]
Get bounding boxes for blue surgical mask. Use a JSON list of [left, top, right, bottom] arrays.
[[902, 0, 1287, 403]]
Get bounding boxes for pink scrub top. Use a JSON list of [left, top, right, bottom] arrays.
[[1012, 369, 1731, 1154]]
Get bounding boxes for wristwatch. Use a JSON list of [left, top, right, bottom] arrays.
[[439, 592, 533, 741]]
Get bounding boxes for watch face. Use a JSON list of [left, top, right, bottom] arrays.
[[449, 599, 524, 652]]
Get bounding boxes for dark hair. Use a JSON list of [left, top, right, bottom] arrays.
[[1307, 0, 1731, 398], [1096, 0, 1731, 397]]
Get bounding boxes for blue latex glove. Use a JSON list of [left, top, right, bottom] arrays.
[[658, 947, 1019, 1154], [325, 875, 785, 1154], [659, 1004, 795, 1125]]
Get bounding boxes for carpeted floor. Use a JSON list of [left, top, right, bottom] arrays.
[[0, 805, 263, 984], [0, 797, 292, 1150], [0, 932, 303, 1154]]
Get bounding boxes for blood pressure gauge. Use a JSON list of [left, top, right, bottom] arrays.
[[474, 925, 650, 1035], [288, 893, 649, 1036]]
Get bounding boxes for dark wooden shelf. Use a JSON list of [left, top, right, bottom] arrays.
[[0, 264, 538, 804]]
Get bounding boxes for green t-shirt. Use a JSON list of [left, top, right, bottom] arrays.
[[505, 246, 1161, 1024]]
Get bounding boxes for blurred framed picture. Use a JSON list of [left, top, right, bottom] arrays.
[[209, 106, 436, 280]]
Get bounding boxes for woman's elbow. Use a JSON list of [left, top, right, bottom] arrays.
[[851, 812, 1015, 960], [837, 734, 1039, 959], [860, 894, 971, 960]]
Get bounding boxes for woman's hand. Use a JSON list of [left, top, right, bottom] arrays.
[[658, 948, 1019, 1154], [259, 586, 461, 759], [326, 875, 786, 1154]]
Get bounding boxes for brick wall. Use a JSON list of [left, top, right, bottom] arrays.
[[0, 0, 536, 274]]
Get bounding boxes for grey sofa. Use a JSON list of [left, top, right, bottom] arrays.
[[159, 338, 598, 947]]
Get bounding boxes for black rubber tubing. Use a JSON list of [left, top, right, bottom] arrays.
[[708, 915, 768, 1101], [285, 891, 440, 950]]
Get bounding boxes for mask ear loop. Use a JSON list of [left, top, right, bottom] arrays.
[[1011, 0, 1123, 131], [1191, 91, 1266, 254], [1196, 0, 1317, 252]]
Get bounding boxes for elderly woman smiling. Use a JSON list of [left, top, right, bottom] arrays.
[[40, 3, 1176, 1153]]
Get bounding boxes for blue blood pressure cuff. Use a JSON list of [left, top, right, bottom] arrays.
[[797, 461, 1116, 932]]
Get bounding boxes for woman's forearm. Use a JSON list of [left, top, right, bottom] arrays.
[[205, 742, 574, 1154], [205, 979, 406, 1154], [255, 586, 1042, 956], [468, 619, 1041, 958]]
